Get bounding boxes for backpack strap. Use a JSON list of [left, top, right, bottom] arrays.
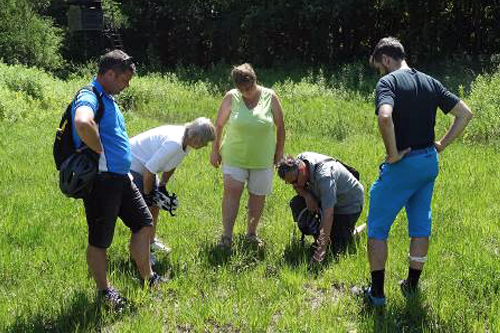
[[81, 85, 104, 123], [299, 155, 360, 181], [72, 85, 105, 152]]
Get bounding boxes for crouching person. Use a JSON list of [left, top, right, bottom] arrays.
[[277, 152, 364, 263], [129, 117, 216, 262]]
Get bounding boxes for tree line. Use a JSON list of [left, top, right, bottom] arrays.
[[1, 0, 499, 71]]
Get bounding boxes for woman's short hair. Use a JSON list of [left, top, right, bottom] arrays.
[[185, 117, 216, 145], [277, 155, 300, 179], [231, 63, 257, 86], [98, 49, 136, 75], [370, 36, 405, 65]]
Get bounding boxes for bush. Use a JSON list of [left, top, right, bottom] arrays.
[[464, 67, 500, 144], [0, 62, 70, 122], [0, 0, 63, 71]]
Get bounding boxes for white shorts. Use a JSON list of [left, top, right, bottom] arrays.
[[222, 165, 274, 196]]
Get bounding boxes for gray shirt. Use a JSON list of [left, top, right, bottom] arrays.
[[298, 152, 364, 214]]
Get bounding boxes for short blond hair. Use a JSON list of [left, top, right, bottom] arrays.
[[231, 63, 256, 86]]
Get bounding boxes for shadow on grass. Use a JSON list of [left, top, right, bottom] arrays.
[[110, 253, 176, 282], [5, 291, 133, 333], [198, 234, 266, 271], [358, 292, 444, 333]]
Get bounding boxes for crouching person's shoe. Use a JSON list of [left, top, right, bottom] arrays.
[[151, 239, 172, 254]]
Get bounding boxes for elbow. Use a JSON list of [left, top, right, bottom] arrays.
[[377, 114, 392, 127], [74, 118, 87, 134], [465, 108, 473, 121]]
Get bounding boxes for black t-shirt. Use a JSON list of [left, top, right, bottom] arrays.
[[375, 68, 460, 150]]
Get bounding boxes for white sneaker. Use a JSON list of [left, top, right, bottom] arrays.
[[150, 239, 172, 254], [150, 252, 157, 267]]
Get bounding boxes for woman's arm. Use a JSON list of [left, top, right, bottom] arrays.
[[159, 168, 176, 186], [271, 92, 285, 165], [210, 92, 232, 168]]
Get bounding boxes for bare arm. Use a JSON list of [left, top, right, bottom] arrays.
[[435, 100, 473, 153], [74, 106, 103, 153], [160, 168, 176, 186], [210, 92, 232, 168], [271, 92, 285, 164], [312, 206, 334, 263], [141, 166, 156, 195], [377, 104, 411, 164]]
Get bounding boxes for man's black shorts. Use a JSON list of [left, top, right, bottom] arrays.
[[83, 173, 153, 248]]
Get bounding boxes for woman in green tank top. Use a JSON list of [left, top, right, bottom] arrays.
[[210, 63, 285, 248]]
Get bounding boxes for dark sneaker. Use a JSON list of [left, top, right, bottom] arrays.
[[363, 286, 386, 307], [98, 287, 128, 311], [399, 279, 418, 297]]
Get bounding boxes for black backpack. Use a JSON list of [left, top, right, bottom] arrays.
[[53, 85, 104, 171], [338, 160, 360, 181]]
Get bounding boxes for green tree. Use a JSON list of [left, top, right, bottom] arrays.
[[0, 0, 63, 70]]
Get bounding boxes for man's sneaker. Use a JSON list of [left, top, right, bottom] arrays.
[[363, 286, 386, 307], [150, 239, 172, 254], [98, 287, 128, 311], [399, 279, 418, 297], [145, 272, 168, 288]]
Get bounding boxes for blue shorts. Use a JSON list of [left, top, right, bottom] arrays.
[[367, 147, 439, 240]]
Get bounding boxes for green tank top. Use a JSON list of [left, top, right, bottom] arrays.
[[221, 87, 276, 168]]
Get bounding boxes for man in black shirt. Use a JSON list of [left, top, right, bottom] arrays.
[[364, 37, 473, 306]]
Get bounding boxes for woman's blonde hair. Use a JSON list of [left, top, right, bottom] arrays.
[[231, 63, 257, 86]]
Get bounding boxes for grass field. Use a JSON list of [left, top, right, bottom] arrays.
[[0, 62, 499, 332]]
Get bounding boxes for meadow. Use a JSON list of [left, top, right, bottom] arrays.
[[0, 61, 499, 332]]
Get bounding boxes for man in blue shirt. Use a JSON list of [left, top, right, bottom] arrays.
[[364, 37, 473, 306], [73, 50, 163, 308]]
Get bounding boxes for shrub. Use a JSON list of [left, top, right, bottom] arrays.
[[465, 67, 500, 144]]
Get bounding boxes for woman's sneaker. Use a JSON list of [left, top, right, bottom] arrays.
[[244, 234, 264, 248], [217, 235, 233, 249]]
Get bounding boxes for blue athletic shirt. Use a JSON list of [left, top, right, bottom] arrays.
[[71, 79, 132, 175]]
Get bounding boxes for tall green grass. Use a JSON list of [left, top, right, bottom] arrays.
[[0, 62, 499, 332]]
